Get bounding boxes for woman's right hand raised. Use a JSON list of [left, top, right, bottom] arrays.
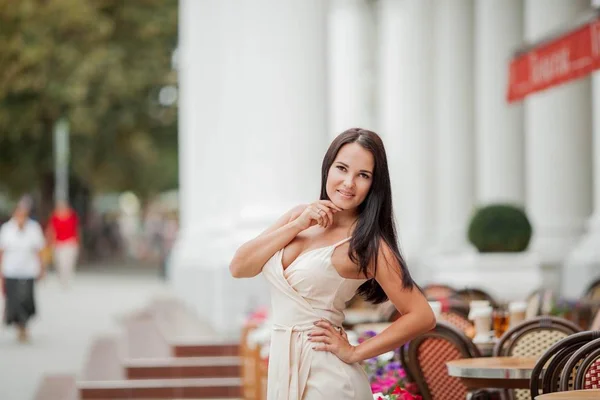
[[292, 201, 343, 231]]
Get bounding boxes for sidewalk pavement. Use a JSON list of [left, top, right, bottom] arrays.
[[0, 267, 172, 400]]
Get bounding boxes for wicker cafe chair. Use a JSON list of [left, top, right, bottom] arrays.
[[439, 301, 474, 335], [440, 310, 474, 335], [524, 288, 555, 319], [561, 336, 600, 390], [529, 331, 600, 399], [423, 284, 458, 301], [494, 316, 582, 357], [399, 343, 419, 396], [584, 278, 600, 301], [391, 299, 474, 334], [591, 309, 600, 331], [494, 316, 582, 400], [583, 281, 600, 329], [577, 343, 600, 389], [403, 321, 485, 400], [453, 287, 499, 309], [581, 354, 600, 390], [398, 304, 474, 394]]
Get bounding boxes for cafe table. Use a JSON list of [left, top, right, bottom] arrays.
[[534, 390, 600, 399], [446, 357, 538, 389]]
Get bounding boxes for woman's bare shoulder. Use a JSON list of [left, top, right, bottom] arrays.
[[361, 239, 395, 277]]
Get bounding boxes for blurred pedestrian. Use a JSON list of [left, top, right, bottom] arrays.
[[0, 196, 46, 343], [46, 200, 79, 289]]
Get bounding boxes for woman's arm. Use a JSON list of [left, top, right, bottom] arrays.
[[311, 242, 436, 363], [0, 226, 5, 276], [37, 249, 46, 280], [348, 245, 435, 362], [73, 212, 81, 244], [44, 220, 55, 247], [33, 222, 47, 280], [229, 205, 306, 278]]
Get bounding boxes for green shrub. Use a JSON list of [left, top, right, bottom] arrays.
[[467, 204, 532, 253]]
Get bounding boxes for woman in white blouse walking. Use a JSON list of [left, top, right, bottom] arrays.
[[0, 197, 46, 342]]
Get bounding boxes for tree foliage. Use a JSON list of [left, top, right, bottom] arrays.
[[0, 0, 178, 200]]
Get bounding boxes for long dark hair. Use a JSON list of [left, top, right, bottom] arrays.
[[320, 128, 414, 303]]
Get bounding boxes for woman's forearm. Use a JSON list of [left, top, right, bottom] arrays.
[[351, 312, 435, 363], [230, 221, 303, 278]]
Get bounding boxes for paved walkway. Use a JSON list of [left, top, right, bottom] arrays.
[[0, 267, 172, 400]]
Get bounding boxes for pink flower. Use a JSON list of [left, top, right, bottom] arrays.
[[390, 386, 422, 400], [404, 382, 419, 394], [371, 383, 384, 393]]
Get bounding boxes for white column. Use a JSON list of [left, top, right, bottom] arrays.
[[564, 0, 600, 297], [432, 0, 475, 253], [592, 72, 600, 246], [525, 0, 593, 267], [232, 0, 327, 217], [175, 0, 238, 256], [377, 0, 434, 270], [328, 0, 375, 137], [170, 0, 327, 334], [475, 1, 525, 205]]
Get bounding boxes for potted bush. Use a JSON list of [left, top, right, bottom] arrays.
[[467, 204, 532, 253], [424, 204, 540, 302]]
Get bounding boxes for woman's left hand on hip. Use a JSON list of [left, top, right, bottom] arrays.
[[309, 319, 357, 364]]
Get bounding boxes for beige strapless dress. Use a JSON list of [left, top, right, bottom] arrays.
[[262, 237, 373, 400]]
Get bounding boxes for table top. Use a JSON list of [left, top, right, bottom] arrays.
[[446, 357, 538, 380], [535, 390, 600, 399]]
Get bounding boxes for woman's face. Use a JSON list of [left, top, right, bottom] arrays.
[[13, 207, 28, 227], [326, 142, 374, 211]]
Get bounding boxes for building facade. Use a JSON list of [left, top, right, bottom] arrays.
[[171, 0, 600, 334]]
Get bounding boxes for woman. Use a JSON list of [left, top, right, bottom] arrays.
[[230, 128, 436, 399], [46, 200, 79, 288], [0, 197, 46, 342]]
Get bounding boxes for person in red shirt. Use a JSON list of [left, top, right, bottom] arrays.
[[46, 200, 79, 289]]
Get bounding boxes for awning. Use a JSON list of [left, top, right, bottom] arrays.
[[507, 9, 600, 103]]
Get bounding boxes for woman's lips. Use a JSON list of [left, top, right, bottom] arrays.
[[337, 190, 355, 199]]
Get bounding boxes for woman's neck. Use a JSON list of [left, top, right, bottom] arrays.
[[56, 209, 71, 218], [332, 209, 358, 232]]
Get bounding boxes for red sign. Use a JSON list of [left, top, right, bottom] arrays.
[[507, 16, 600, 103]]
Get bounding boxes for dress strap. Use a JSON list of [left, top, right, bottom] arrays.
[[332, 236, 352, 249]]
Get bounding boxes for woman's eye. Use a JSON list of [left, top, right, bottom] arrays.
[[360, 174, 370, 179], [336, 165, 346, 171]]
